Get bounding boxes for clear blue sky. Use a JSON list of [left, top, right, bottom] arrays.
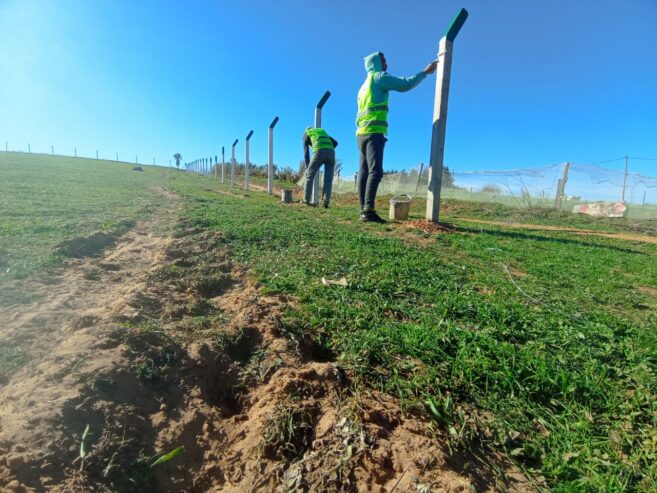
[[1, 0, 656, 176]]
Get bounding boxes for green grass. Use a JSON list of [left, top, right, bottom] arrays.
[[170, 179, 657, 491], [0, 152, 180, 280], [3, 155, 656, 490]]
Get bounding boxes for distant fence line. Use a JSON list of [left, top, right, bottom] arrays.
[[1, 142, 173, 167], [4, 142, 656, 219], [185, 155, 657, 219]]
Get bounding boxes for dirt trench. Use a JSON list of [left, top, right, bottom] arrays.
[[0, 192, 533, 492]]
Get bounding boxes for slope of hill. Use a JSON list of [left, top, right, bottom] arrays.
[[0, 153, 655, 491]]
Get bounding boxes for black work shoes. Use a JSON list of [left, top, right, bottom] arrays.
[[360, 210, 386, 223]]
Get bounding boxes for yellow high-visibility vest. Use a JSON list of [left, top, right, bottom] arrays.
[[356, 73, 389, 135]]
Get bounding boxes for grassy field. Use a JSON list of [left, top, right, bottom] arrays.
[[2, 155, 656, 490], [173, 181, 657, 491], [0, 152, 175, 279]]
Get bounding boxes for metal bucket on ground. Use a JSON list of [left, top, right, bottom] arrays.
[[389, 194, 412, 220], [281, 189, 294, 203]]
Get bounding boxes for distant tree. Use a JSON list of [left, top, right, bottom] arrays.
[[481, 183, 502, 194], [173, 153, 182, 168], [442, 165, 455, 188]]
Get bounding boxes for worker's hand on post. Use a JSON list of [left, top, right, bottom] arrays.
[[423, 60, 438, 75]]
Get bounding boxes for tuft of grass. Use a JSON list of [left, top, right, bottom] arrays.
[[79, 424, 91, 471], [83, 268, 101, 281], [150, 446, 184, 468], [261, 402, 318, 463], [0, 347, 29, 383]]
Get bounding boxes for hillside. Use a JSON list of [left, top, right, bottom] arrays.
[[1, 153, 656, 491]]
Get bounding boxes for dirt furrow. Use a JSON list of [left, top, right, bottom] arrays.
[[0, 192, 533, 492]]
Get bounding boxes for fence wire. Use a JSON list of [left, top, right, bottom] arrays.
[[330, 159, 657, 219]]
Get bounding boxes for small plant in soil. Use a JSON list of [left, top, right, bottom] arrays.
[[83, 267, 101, 281], [260, 402, 319, 462], [0, 347, 28, 383]]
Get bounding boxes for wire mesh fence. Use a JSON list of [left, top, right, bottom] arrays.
[[331, 158, 657, 219]]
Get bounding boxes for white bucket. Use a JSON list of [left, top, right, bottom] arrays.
[[389, 194, 412, 220], [281, 189, 294, 203]]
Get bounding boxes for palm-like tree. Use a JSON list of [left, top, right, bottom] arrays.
[[173, 153, 182, 168]]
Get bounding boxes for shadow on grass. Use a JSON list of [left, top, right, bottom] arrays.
[[459, 225, 646, 254]]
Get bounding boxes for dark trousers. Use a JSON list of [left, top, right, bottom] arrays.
[[304, 148, 336, 205], [357, 133, 387, 211]]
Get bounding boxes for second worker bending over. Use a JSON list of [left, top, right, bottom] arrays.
[[303, 127, 338, 208]]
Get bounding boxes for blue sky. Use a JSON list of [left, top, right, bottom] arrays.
[[1, 0, 656, 176]]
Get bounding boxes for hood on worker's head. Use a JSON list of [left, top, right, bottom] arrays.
[[363, 52, 383, 72]]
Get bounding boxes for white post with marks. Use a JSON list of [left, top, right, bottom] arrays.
[[268, 116, 279, 195], [231, 139, 238, 186], [426, 8, 468, 223], [245, 130, 253, 191], [312, 91, 331, 205], [221, 146, 225, 183]]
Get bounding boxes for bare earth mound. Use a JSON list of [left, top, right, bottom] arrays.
[[0, 194, 533, 492]]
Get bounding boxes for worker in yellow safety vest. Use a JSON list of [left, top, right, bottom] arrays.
[[356, 51, 437, 222], [302, 127, 338, 208]]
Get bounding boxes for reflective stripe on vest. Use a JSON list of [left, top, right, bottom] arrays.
[[305, 128, 334, 151], [356, 72, 389, 135]]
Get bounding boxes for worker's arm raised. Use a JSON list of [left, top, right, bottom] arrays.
[[376, 71, 426, 93]]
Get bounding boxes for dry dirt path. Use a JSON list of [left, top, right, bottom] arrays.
[[455, 217, 657, 244], [0, 188, 535, 492], [0, 188, 181, 490]]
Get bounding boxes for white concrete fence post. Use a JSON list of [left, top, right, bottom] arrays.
[[231, 139, 238, 186], [312, 91, 331, 205], [268, 116, 279, 195], [426, 8, 468, 222], [245, 130, 253, 191], [221, 146, 225, 183]]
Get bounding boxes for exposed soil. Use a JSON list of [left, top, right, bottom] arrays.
[[401, 220, 457, 235], [456, 218, 657, 245], [0, 191, 535, 492], [638, 285, 657, 297]]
